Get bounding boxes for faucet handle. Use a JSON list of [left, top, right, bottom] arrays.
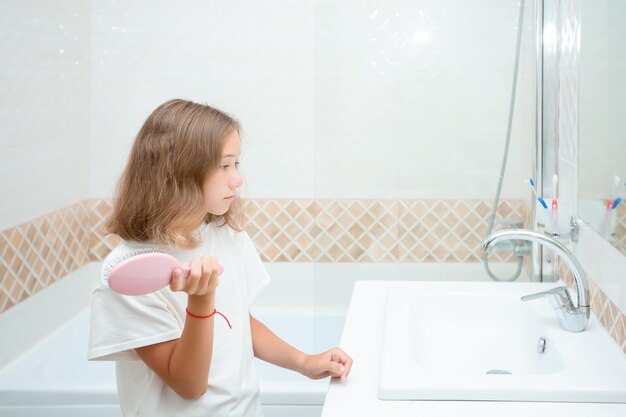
[[521, 286, 576, 311]]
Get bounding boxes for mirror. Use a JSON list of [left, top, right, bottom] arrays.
[[579, 0, 626, 254]]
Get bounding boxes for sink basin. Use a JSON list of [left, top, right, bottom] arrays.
[[408, 291, 565, 376], [378, 281, 626, 403]]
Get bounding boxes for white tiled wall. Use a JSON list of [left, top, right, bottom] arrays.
[[0, 0, 91, 230], [89, 0, 317, 199], [88, 0, 536, 201]]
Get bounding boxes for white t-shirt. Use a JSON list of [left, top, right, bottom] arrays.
[[88, 222, 270, 417]]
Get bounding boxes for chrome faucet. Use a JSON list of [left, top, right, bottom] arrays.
[[482, 229, 590, 332]]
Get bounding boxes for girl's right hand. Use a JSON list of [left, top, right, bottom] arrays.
[[170, 256, 221, 296]]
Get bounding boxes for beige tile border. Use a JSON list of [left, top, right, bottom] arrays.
[[243, 199, 527, 263], [0, 201, 91, 312]]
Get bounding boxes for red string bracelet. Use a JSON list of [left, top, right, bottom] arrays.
[[185, 307, 232, 329]]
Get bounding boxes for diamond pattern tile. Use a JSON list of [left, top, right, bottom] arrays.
[[0, 201, 91, 313], [88, 199, 122, 261]]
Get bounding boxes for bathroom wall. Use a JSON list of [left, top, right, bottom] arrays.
[[88, 0, 535, 201], [0, 0, 91, 231]]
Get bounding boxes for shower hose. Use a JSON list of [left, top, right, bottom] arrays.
[[484, 0, 526, 282]]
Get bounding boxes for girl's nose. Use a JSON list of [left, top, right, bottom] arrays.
[[231, 170, 243, 188]]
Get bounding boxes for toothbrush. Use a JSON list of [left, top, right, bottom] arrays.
[[615, 183, 626, 210], [528, 178, 548, 209], [609, 176, 622, 209], [551, 174, 558, 211], [551, 174, 559, 233], [599, 176, 621, 237], [605, 176, 622, 211], [611, 175, 621, 200], [606, 199, 614, 211]]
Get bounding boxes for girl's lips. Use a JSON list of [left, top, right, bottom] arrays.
[[225, 196, 235, 200]]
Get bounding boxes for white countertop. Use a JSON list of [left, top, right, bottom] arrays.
[[321, 281, 626, 417]]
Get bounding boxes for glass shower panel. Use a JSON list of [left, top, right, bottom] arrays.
[[312, 0, 538, 323]]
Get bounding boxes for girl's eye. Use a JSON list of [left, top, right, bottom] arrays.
[[221, 162, 240, 170]]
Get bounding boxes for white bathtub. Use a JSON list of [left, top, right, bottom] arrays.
[[0, 306, 345, 417]]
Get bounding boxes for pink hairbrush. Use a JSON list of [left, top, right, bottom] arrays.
[[103, 248, 224, 296]]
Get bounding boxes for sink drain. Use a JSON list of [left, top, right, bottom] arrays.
[[486, 369, 512, 375]]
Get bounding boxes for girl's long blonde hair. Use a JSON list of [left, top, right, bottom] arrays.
[[107, 99, 243, 249]]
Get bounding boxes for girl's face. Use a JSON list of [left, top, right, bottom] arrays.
[[203, 129, 243, 215]]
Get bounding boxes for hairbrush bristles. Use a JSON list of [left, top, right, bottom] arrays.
[[102, 248, 167, 281]]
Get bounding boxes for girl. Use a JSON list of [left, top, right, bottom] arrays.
[[88, 99, 352, 417]]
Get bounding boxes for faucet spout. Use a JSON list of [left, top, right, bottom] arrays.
[[482, 229, 590, 332]]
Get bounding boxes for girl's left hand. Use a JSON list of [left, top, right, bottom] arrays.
[[301, 347, 353, 381]]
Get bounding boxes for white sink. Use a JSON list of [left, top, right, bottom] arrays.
[[378, 281, 626, 403]]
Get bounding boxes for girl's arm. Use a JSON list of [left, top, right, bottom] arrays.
[[249, 314, 353, 381], [135, 256, 220, 400]]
